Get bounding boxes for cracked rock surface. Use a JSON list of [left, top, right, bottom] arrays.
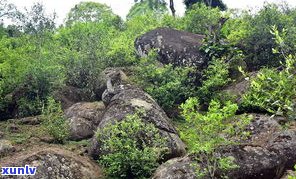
[[135, 27, 206, 68], [0, 146, 103, 179]]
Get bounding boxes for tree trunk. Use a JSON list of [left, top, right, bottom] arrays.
[[169, 0, 176, 17], [205, 0, 213, 7]]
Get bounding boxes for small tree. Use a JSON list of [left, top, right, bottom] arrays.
[[65, 2, 121, 28], [184, 3, 222, 35], [242, 26, 296, 119], [180, 98, 251, 178], [15, 2, 56, 35], [41, 97, 69, 143], [127, 0, 168, 19]]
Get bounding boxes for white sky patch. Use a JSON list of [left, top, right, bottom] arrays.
[[5, 0, 296, 25]]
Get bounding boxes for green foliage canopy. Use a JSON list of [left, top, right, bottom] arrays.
[[184, 0, 227, 10], [65, 2, 122, 28], [242, 27, 296, 119], [183, 3, 221, 35], [222, 4, 296, 69], [127, 0, 168, 19]]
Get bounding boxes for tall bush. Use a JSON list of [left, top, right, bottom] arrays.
[[180, 98, 251, 178]]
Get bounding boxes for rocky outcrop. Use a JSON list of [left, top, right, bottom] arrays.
[[89, 69, 186, 160], [0, 146, 103, 179], [0, 131, 4, 138], [0, 140, 15, 157], [152, 156, 196, 179], [152, 114, 296, 179], [53, 86, 93, 110], [135, 27, 206, 68], [96, 68, 128, 103], [221, 72, 257, 104], [64, 102, 105, 140]]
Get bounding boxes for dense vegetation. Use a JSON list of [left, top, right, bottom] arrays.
[[96, 110, 167, 178], [180, 98, 251, 178], [1, 0, 296, 178]]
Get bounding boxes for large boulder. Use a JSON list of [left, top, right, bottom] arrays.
[[221, 72, 257, 104], [53, 86, 93, 110], [64, 102, 105, 141], [152, 156, 196, 179], [152, 114, 296, 179], [135, 27, 206, 68], [0, 146, 103, 179], [89, 69, 186, 160]]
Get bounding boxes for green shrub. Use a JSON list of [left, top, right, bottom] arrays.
[[65, 2, 122, 28], [288, 165, 296, 179], [126, 0, 168, 20], [222, 3, 296, 69], [97, 111, 167, 178], [197, 27, 247, 106], [180, 98, 251, 178], [41, 97, 69, 143], [0, 34, 64, 119], [160, 14, 185, 30], [242, 63, 296, 118], [57, 22, 117, 98], [184, 3, 221, 35], [242, 27, 296, 119], [134, 52, 196, 111], [197, 58, 230, 105], [17, 97, 43, 118], [221, 11, 252, 45]]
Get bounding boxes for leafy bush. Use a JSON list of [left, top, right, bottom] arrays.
[[242, 61, 296, 118], [242, 27, 296, 119], [0, 34, 64, 118], [288, 165, 296, 179], [57, 22, 118, 99], [134, 52, 196, 111], [65, 2, 122, 28], [197, 58, 230, 105], [0, 3, 62, 119], [127, 0, 168, 20], [221, 11, 252, 45], [184, 3, 221, 35], [197, 27, 246, 106], [184, 0, 227, 10], [16, 97, 43, 118], [41, 97, 69, 143], [180, 98, 251, 178], [222, 3, 296, 69], [97, 111, 167, 178]]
